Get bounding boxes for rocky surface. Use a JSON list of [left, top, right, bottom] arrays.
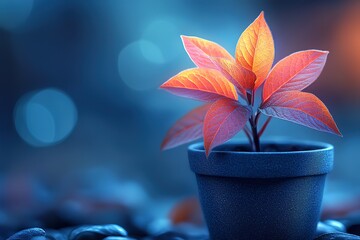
[[3, 220, 360, 240]]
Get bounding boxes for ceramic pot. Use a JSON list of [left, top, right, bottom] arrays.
[[188, 140, 334, 240]]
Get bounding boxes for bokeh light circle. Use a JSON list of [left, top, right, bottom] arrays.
[[14, 88, 78, 147], [118, 40, 165, 91], [139, 40, 165, 64], [142, 20, 181, 63], [0, 0, 33, 31]]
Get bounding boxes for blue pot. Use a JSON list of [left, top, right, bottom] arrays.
[[188, 140, 334, 240]]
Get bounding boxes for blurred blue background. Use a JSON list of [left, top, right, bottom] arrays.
[[0, 0, 359, 229]]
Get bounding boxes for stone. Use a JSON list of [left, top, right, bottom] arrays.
[[314, 232, 360, 239], [69, 224, 127, 240], [6, 228, 46, 240]]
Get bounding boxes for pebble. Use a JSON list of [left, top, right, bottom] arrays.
[[6, 228, 46, 240], [69, 224, 127, 240], [44, 229, 67, 240], [314, 232, 360, 239], [323, 219, 347, 232], [316, 222, 341, 236]]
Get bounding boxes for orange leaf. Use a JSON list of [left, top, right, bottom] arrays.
[[181, 35, 233, 69], [263, 50, 329, 103], [235, 11, 274, 90], [161, 104, 211, 150], [204, 98, 251, 156], [260, 91, 341, 136], [160, 68, 238, 102], [212, 57, 256, 98]]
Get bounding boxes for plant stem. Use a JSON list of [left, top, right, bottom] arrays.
[[251, 90, 255, 106], [258, 117, 272, 138], [255, 111, 261, 126], [244, 126, 254, 151], [250, 115, 260, 152], [247, 90, 260, 152], [246, 92, 252, 105]]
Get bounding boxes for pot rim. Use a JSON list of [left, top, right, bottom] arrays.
[[188, 139, 333, 155], [188, 139, 334, 178]]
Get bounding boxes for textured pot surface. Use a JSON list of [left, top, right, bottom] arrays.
[[188, 140, 334, 240]]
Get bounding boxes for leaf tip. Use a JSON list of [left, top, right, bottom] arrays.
[[160, 140, 167, 151], [181, 35, 196, 44], [255, 11, 267, 23], [205, 146, 211, 158], [159, 82, 167, 89], [333, 127, 343, 137], [180, 35, 187, 41], [180, 35, 191, 50], [312, 49, 329, 57], [204, 135, 212, 158], [328, 113, 342, 137], [316, 50, 329, 57], [180, 35, 187, 49]]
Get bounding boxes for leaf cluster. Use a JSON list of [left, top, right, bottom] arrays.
[[161, 12, 341, 156]]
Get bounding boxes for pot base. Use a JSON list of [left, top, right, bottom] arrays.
[[196, 173, 325, 240]]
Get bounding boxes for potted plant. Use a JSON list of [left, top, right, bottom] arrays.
[[160, 12, 341, 240]]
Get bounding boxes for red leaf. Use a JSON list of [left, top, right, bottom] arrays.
[[260, 91, 341, 136], [204, 98, 251, 156], [161, 104, 211, 150], [160, 68, 238, 102], [212, 57, 256, 98], [181, 35, 233, 69], [263, 50, 329, 103], [235, 12, 274, 90]]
